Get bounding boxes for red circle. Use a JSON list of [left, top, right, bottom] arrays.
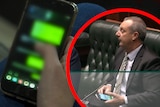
[[66, 8, 160, 107]]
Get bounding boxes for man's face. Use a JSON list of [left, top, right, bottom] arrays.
[[116, 20, 134, 49]]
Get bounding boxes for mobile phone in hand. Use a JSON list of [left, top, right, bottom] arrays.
[[95, 93, 112, 101], [1, 0, 78, 104]]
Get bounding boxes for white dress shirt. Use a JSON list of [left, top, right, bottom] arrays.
[[119, 45, 142, 107]]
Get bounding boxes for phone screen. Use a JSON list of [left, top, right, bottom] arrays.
[[95, 93, 112, 101], [1, 0, 77, 103]]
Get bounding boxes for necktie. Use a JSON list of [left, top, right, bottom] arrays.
[[113, 52, 128, 94]]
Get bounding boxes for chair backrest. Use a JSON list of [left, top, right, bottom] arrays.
[[144, 29, 160, 56], [86, 20, 119, 71], [86, 19, 160, 71]]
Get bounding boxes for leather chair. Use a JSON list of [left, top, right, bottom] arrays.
[[77, 19, 160, 100]]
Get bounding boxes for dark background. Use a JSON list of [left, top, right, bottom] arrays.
[[0, 0, 160, 26]]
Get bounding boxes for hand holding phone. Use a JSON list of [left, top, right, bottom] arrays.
[[36, 42, 74, 107], [1, 0, 78, 104], [95, 93, 112, 101]]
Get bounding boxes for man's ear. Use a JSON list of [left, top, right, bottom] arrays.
[[132, 32, 139, 41]]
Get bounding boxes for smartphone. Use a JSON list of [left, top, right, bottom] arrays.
[[1, 0, 78, 104], [95, 93, 112, 101]]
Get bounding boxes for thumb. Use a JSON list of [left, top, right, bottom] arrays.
[[105, 91, 117, 98], [34, 43, 59, 62], [104, 84, 112, 93]]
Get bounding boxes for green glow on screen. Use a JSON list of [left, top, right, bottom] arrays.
[[31, 73, 40, 81], [26, 55, 44, 70], [31, 20, 65, 45]]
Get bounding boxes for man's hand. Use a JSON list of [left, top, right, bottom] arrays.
[[104, 92, 125, 107], [60, 36, 73, 70], [98, 84, 112, 93], [35, 37, 74, 107], [98, 85, 125, 107]]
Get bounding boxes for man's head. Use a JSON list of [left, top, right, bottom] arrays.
[[116, 16, 146, 52]]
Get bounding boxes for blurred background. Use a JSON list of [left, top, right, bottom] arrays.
[[0, 0, 159, 60]]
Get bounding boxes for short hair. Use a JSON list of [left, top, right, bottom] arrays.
[[124, 16, 147, 41]]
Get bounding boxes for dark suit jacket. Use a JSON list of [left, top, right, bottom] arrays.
[[108, 45, 160, 107]]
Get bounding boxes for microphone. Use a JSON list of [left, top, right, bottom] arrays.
[[81, 81, 107, 102]]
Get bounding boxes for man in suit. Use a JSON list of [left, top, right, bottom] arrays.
[[98, 16, 160, 107]]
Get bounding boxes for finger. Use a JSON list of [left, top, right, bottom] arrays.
[[34, 43, 60, 71], [105, 91, 117, 97], [35, 43, 58, 59], [97, 88, 103, 93], [55, 36, 72, 67], [60, 54, 67, 71], [97, 86, 105, 93], [64, 36, 73, 54], [59, 36, 73, 70], [104, 84, 112, 93], [105, 98, 113, 103]]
